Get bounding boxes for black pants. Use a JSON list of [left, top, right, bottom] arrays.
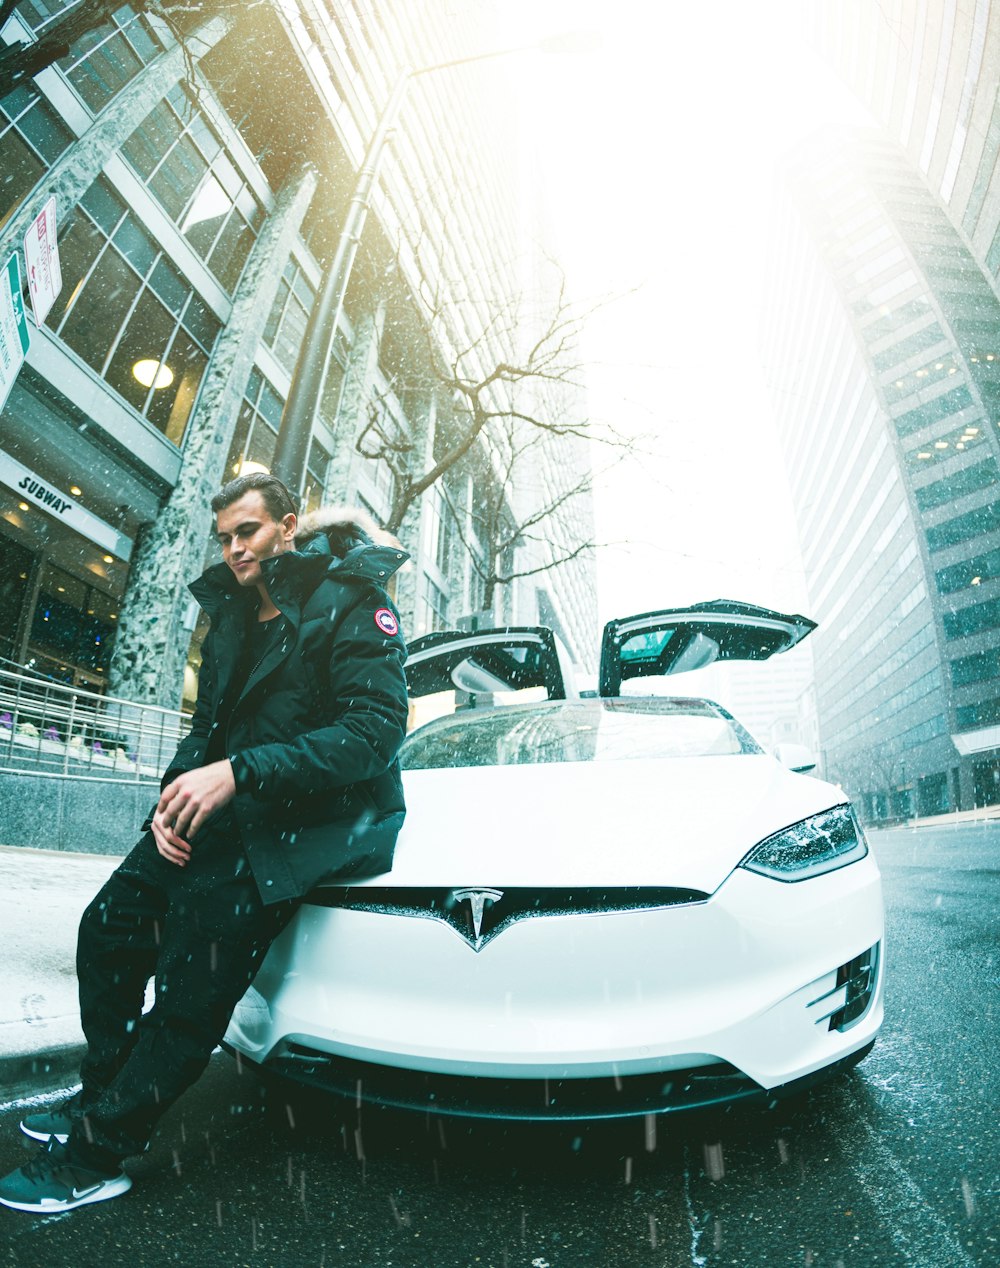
[[71, 824, 296, 1160]]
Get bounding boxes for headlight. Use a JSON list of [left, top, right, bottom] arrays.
[[740, 804, 868, 882]]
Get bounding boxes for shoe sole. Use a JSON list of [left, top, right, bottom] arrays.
[[19, 1121, 151, 1154], [0, 1173, 132, 1212], [19, 1123, 69, 1144]]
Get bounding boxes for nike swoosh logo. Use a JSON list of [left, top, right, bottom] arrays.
[[72, 1183, 102, 1199]]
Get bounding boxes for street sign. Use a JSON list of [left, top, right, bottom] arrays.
[[23, 195, 63, 326], [0, 251, 31, 415]]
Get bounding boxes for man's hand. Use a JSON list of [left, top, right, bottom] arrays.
[[156, 760, 237, 851], [150, 808, 193, 867]]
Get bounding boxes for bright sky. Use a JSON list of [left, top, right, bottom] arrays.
[[482, 0, 874, 626]]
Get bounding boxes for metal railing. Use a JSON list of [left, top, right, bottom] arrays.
[[0, 664, 191, 784]]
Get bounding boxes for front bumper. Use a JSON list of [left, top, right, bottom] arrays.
[[224, 855, 884, 1108], [222, 1038, 877, 1120]]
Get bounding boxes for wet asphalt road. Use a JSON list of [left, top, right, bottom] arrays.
[[0, 822, 996, 1267]]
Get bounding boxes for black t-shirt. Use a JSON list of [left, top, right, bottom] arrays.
[[203, 610, 282, 769]]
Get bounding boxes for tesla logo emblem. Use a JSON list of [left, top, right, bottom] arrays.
[[451, 888, 504, 950]]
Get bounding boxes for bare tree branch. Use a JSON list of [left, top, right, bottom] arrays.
[[352, 228, 639, 634], [493, 541, 596, 586], [0, 0, 23, 32]]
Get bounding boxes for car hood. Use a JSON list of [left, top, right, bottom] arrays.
[[371, 757, 847, 893]]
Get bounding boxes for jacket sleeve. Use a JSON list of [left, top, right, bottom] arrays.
[[159, 625, 216, 791], [230, 594, 408, 801]]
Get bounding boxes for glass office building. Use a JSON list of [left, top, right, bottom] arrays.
[[0, 1, 597, 706], [764, 128, 1000, 816]]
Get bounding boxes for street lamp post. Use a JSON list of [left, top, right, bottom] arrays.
[[270, 34, 595, 496], [269, 68, 408, 493]]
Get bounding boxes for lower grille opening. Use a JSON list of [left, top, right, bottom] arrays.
[[829, 942, 879, 1032], [267, 1046, 759, 1119]]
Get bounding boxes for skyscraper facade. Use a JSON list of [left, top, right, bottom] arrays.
[[765, 116, 1000, 817], [791, 1, 1000, 813]]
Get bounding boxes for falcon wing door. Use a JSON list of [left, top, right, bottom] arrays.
[[599, 600, 816, 697], [405, 626, 573, 731]]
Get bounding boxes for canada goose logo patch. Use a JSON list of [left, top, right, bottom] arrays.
[[374, 608, 399, 636]]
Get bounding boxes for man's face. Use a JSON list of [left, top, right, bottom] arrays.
[[215, 491, 296, 588]]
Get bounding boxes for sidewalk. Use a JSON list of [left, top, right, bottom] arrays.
[[0, 844, 121, 1099], [905, 803, 1000, 828]]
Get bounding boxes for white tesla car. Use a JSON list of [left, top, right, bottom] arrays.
[[224, 601, 883, 1119]]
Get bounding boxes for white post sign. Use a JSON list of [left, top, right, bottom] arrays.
[[0, 252, 31, 414], [23, 195, 63, 326]]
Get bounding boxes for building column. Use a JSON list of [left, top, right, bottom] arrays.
[[0, 15, 230, 264], [324, 299, 387, 505], [108, 162, 318, 708]]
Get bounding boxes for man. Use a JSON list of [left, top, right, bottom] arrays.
[[0, 473, 409, 1212]]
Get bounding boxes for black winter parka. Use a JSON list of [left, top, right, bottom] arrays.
[[154, 525, 409, 903]]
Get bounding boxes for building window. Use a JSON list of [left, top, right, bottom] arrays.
[[0, 533, 35, 663], [422, 573, 449, 633], [52, 3, 164, 114], [318, 340, 348, 429], [926, 500, 1000, 553], [122, 84, 264, 293], [861, 298, 934, 343], [951, 647, 1000, 687], [957, 696, 1000, 730], [904, 422, 985, 473], [0, 83, 74, 228], [915, 459, 1000, 512], [302, 438, 330, 514], [944, 595, 1000, 640], [425, 488, 442, 571], [972, 754, 1000, 808], [466, 549, 487, 614], [356, 492, 380, 525], [889, 786, 914, 820], [25, 560, 118, 690], [425, 486, 454, 575], [438, 511, 454, 574], [892, 384, 975, 440], [263, 257, 315, 374], [359, 453, 394, 522], [937, 546, 1000, 595], [870, 322, 947, 374], [917, 770, 948, 811], [45, 176, 220, 445], [224, 367, 284, 478], [8, 2, 164, 117], [986, 219, 1000, 276]]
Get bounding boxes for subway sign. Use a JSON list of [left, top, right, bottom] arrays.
[[0, 449, 132, 561]]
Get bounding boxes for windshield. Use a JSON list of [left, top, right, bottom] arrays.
[[400, 699, 761, 770]]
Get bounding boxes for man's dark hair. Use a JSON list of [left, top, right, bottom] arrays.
[[211, 473, 297, 523]]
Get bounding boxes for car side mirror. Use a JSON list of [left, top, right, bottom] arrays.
[[775, 742, 817, 773]]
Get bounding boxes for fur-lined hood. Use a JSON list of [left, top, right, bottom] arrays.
[[189, 506, 408, 614], [295, 505, 404, 559]]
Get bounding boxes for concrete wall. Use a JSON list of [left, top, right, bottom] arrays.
[[0, 773, 153, 855]]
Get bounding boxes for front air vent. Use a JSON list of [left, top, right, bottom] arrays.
[[271, 1046, 752, 1119], [305, 886, 709, 951], [829, 943, 880, 1032]]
